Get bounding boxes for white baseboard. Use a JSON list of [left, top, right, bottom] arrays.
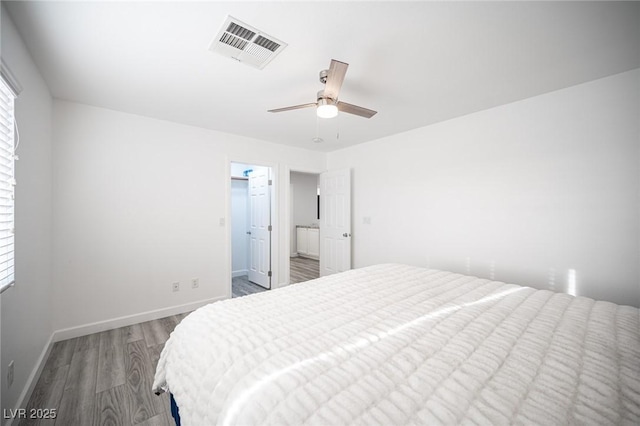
[[6, 296, 226, 425], [5, 333, 55, 426], [52, 296, 224, 342], [232, 269, 248, 278], [297, 254, 319, 260]]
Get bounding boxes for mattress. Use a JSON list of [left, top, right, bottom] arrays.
[[152, 264, 640, 425]]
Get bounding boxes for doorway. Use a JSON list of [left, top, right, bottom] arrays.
[[290, 171, 320, 283], [231, 162, 273, 297]]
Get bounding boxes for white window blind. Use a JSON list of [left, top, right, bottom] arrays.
[[0, 77, 16, 294]]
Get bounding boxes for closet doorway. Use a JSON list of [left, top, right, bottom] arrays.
[[231, 162, 272, 298], [290, 171, 320, 283]]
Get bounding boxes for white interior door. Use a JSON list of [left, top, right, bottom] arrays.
[[248, 166, 271, 288], [319, 168, 351, 276]]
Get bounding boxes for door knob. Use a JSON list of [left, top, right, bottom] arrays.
[[246, 231, 252, 235]]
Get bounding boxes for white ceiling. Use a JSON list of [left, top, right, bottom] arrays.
[[4, 1, 639, 152]]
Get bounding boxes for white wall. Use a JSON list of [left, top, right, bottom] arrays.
[[52, 101, 325, 332], [1, 6, 53, 421], [328, 69, 640, 307], [290, 172, 319, 254]]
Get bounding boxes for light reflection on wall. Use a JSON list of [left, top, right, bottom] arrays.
[[548, 268, 556, 291], [567, 268, 577, 296], [425, 255, 581, 299]]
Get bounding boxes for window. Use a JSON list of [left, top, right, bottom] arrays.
[[0, 76, 16, 294]]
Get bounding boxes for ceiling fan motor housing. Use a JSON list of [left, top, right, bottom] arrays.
[[319, 69, 329, 84], [317, 90, 336, 104]]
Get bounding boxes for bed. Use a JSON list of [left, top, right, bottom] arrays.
[[152, 264, 640, 425]]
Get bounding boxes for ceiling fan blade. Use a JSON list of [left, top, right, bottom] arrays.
[[323, 60, 348, 100], [268, 103, 317, 113], [337, 101, 377, 118]]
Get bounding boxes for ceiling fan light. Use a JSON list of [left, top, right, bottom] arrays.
[[317, 99, 338, 118]]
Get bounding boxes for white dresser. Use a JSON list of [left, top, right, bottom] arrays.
[[296, 226, 319, 259]]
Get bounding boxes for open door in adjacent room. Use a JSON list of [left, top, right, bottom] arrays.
[[319, 168, 351, 277], [231, 162, 272, 297], [247, 166, 272, 289]]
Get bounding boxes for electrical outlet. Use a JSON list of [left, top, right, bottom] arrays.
[[172, 282, 180, 292], [191, 278, 199, 289], [8, 360, 14, 388]]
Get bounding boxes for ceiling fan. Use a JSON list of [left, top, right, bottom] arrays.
[[268, 59, 377, 119]]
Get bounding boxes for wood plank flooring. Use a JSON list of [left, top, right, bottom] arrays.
[[231, 257, 318, 297], [21, 261, 319, 426], [290, 256, 319, 284], [231, 275, 268, 298], [19, 315, 189, 426]]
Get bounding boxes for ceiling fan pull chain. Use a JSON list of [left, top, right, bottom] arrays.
[[311, 113, 324, 144]]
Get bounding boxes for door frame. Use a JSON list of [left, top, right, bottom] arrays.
[[227, 158, 279, 298], [284, 165, 324, 286]]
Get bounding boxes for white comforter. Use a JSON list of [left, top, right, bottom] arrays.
[[153, 264, 640, 425]]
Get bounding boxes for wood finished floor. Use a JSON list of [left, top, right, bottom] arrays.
[[22, 260, 320, 426], [290, 256, 319, 284], [231, 275, 268, 298], [231, 257, 319, 297], [19, 315, 188, 426]]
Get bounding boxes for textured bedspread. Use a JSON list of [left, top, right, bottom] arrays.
[[153, 264, 640, 425]]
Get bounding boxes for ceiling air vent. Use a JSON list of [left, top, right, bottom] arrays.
[[209, 16, 287, 70]]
